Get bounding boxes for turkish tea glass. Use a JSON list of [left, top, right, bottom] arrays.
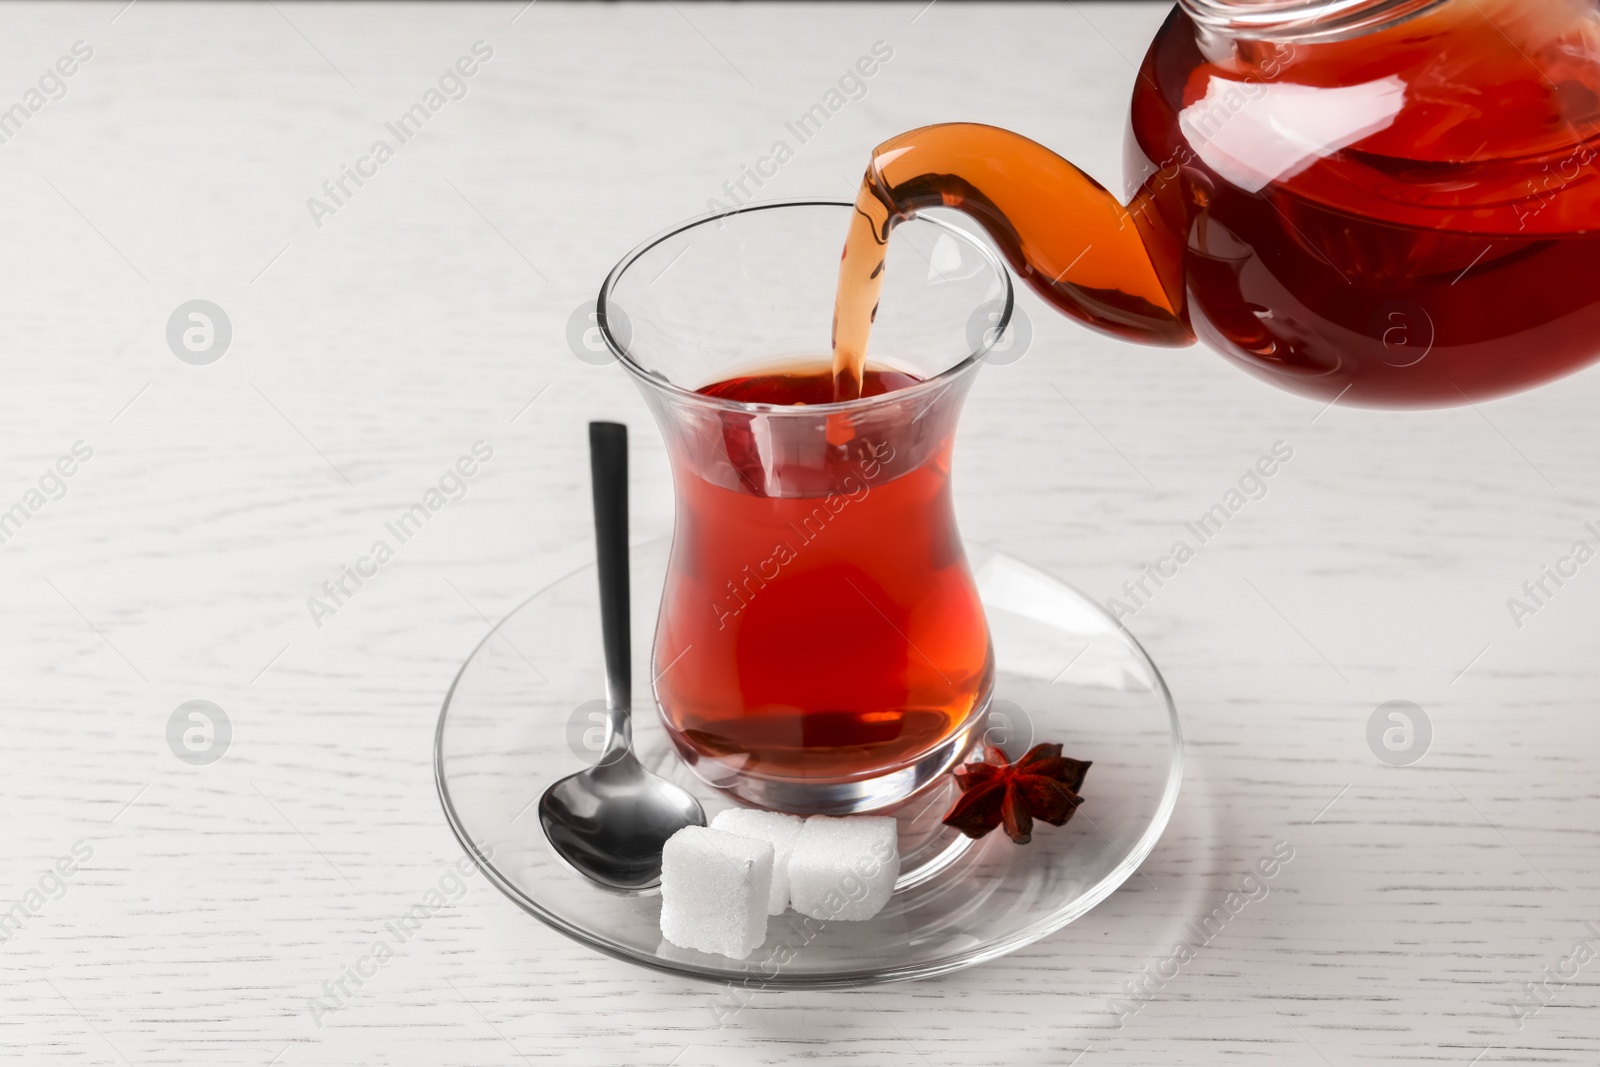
[[598, 200, 1012, 814]]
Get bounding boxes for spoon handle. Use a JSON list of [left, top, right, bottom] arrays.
[[589, 422, 632, 717]]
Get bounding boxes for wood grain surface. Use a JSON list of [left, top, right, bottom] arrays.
[[1, 2, 1597, 1064]]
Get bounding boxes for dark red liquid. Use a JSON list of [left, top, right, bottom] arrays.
[[838, 0, 1600, 406], [653, 365, 992, 783], [1130, 1, 1600, 406], [700, 366, 919, 405]]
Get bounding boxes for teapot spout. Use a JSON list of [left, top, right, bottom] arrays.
[[855, 123, 1194, 347]]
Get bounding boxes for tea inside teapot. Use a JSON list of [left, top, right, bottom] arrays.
[[833, 0, 1600, 407]]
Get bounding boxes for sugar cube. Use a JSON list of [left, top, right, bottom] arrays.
[[711, 808, 804, 915], [788, 816, 900, 921], [659, 826, 774, 959]]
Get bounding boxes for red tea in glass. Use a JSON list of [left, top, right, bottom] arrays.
[[658, 366, 991, 784], [599, 202, 1010, 813]]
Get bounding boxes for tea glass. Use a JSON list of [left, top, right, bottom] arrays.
[[598, 200, 1012, 814]]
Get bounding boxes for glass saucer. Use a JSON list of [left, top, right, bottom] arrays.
[[433, 538, 1181, 988]]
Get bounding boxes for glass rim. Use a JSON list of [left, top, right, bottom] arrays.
[[595, 197, 1015, 416]]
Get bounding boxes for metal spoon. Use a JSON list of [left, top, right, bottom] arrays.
[[538, 421, 705, 891]]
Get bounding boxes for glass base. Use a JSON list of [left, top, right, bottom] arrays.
[[434, 537, 1182, 988], [664, 694, 992, 815]]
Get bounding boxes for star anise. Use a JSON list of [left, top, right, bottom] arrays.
[[941, 743, 1091, 844]]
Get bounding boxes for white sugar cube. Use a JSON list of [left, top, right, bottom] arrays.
[[659, 826, 774, 959], [788, 816, 900, 921], [711, 808, 804, 915]]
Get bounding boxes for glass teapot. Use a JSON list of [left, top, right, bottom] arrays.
[[853, 0, 1600, 406]]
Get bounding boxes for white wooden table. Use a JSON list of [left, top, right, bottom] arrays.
[[3, 2, 1597, 1063]]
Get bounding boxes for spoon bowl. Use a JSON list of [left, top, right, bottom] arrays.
[[539, 741, 706, 892]]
